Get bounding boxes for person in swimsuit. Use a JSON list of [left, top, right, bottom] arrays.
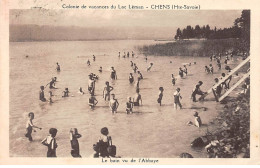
[[41, 128, 58, 157], [193, 112, 202, 127], [157, 87, 164, 106], [133, 88, 142, 106], [46, 78, 56, 89], [87, 59, 91, 66], [89, 95, 98, 109], [205, 66, 210, 73], [133, 63, 138, 73], [93, 127, 112, 158], [129, 73, 134, 84], [217, 59, 221, 70], [109, 94, 119, 113], [179, 67, 184, 78], [123, 52, 126, 58], [48, 91, 53, 104], [137, 71, 143, 80], [93, 55, 96, 61], [103, 81, 114, 101], [118, 52, 120, 57], [39, 86, 46, 102], [25, 112, 42, 141], [56, 62, 60, 72], [62, 88, 69, 97], [78, 87, 85, 95], [127, 52, 130, 57], [130, 61, 134, 67], [126, 97, 133, 114], [88, 74, 95, 95], [171, 74, 177, 86], [213, 78, 222, 98], [70, 128, 82, 157], [135, 77, 141, 90], [183, 65, 188, 76], [209, 64, 214, 74], [191, 81, 206, 102], [99, 66, 102, 73], [132, 51, 135, 58], [110, 67, 117, 80], [147, 63, 153, 72], [173, 88, 182, 109]]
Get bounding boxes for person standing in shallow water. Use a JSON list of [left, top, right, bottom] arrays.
[[157, 87, 164, 106], [126, 97, 133, 114], [191, 81, 206, 102], [171, 74, 177, 86], [173, 88, 182, 109], [103, 81, 113, 101], [129, 73, 134, 84], [110, 67, 117, 80], [56, 62, 60, 72], [41, 128, 58, 157], [109, 94, 119, 113], [70, 128, 82, 157], [25, 112, 42, 141], [39, 86, 46, 102], [133, 88, 142, 106]]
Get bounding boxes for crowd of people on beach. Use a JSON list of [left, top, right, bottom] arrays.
[[25, 48, 250, 158]]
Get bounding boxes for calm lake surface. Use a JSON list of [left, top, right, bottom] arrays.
[[9, 40, 241, 157]]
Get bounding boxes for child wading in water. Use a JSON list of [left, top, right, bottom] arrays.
[[133, 88, 142, 106], [89, 95, 98, 109], [171, 74, 177, 86], [183, 65, 188, 75], [209, 64, 214, 74], [147, 63, 153, 72], [179, 67, 184, 78], [39, 86, 46, 102], [173, 88, 182, 109], [70, 128, 82, 157], [126, 97, 133, 114], [157, 87, 164, 106], [25, 112, 42, 141], [56, 62, 60, 72], [110, 67, 117, 80], [103, 81, 114, 101], [109, 94, 119, 113], [62, 88, 69, 97], [41, 128, 58, 157], [129, 73, 134, 84]]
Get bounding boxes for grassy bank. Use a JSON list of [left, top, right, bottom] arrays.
[[138, 38, 248, 57]]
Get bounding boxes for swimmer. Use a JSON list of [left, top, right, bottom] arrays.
[[89, 95, 98, 109], [145, 56, 148, 62], [93, 55, 96, 61], [109, 94, 119, 113], [123, 52, 126, 58], [70, 128, 82, 157], [133, 63, 138, 73], [56, 62, 60, 72], [130, 61, 134, 67], [129, 73, 134, 84], [88, 74, 95, 95], [173, 88, 182, 109], [132, 51, 135, 58], [157, 87, 164, 106], [62, 88, 69, 97], [78, 87, 85, 95], [87, 59, 91, 66], [179, 67, 184, 78], [25, 112, 42, 141], [46, 78, 56, 89], [126, 97, 133, 114], [133, 88, 142, 106], [147, 63, 153, 72], [110, 67, 117, 80], [103, 81, 114, 101], [213, 78, 222, 98], [41, 128, 58, 157], [135, 77, 141, 90], [183, 65, 188, 75], [205, 66, 210, 73], [217, 59, 221, 70], [99, 66, 102, 73], [137, 71, 143, 80], [48, 91, 53, 104], [209, 64, 213, 74], [191, 81, 206, 102], [127, 52, 130, 57], [193, 112, 202, 127], [39, 86, 46, 102], [171, 74, 177, 86]]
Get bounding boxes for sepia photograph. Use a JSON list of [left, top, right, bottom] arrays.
[[7, 9, 251, 159]]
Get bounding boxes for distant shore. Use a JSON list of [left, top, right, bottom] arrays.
[[138, 38, 248, 57]]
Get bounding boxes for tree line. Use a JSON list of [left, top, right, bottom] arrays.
[[174, 10, 250, 43]]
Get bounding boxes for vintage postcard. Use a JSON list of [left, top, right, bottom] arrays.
[[0, 0, 260, 165]]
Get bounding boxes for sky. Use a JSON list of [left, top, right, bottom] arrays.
[[9, 9, 243, 40], [10, 9, 242, 29]]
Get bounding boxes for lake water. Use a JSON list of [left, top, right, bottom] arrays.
[[9, 40, 242, 157]]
